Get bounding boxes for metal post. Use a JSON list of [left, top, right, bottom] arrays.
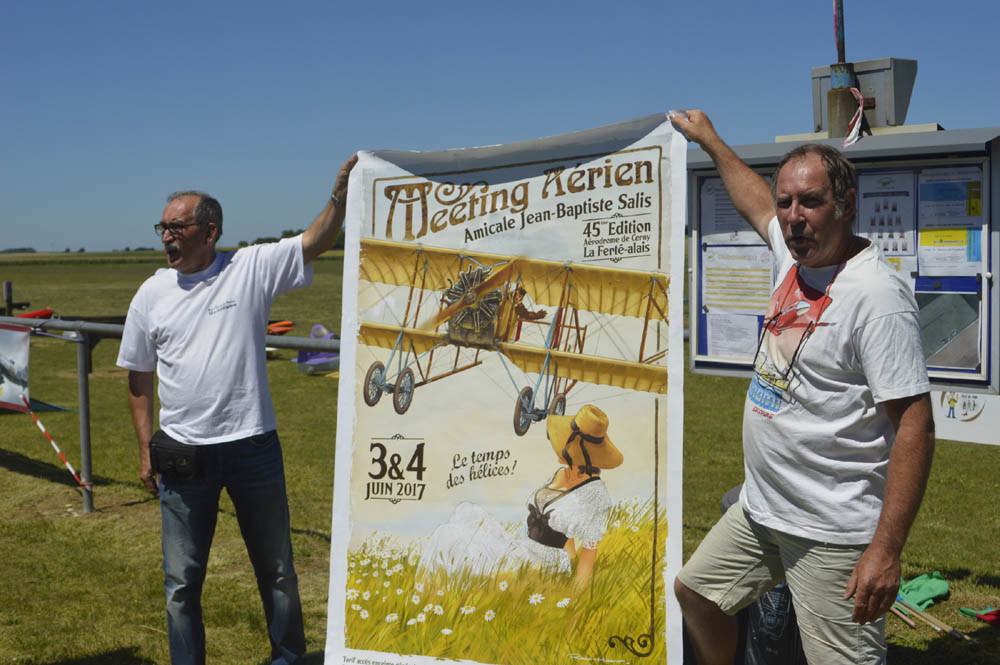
[[833, 0, 846, 64], [827, 0, 855, 138], [76, 333, 94, 513]]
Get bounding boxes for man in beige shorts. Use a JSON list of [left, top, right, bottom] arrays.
[[670, 110, 935, 665]]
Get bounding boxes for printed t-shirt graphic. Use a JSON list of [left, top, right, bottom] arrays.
[[748, 265, 836, 414]]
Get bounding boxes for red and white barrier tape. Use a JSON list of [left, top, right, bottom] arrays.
[[843, 88, 865, 148], [21, 394, 87, 487]]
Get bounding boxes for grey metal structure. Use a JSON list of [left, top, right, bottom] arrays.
[[811, 57, 919, 133], [688, 126, 1000, 169], [0, 315, 340, 514], [687, 127, 1000, 394]]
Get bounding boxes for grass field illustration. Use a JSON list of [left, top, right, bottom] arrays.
[[344, 497, 667, 664]]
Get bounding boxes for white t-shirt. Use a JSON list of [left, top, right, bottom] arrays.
[[117, 236, 312, 444], [740, 218, 929, 544]]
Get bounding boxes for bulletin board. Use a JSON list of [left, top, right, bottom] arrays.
[[687, 128, 1000, 395]]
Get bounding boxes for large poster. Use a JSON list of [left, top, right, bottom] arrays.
[[327, 114, 686, 665], [0, 324, 30, 412]]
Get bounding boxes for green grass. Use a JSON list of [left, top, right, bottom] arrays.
[[1, 252, 999, 664]]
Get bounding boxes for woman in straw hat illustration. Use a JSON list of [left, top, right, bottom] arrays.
[[418, 404, 622, 589]]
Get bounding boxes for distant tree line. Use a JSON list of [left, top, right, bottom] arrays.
[[241, 228, 346, 250], [241, 228, 342, 250], [3, 229, 347, 256]]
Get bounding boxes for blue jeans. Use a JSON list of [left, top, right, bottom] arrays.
[[158, 430, 305, 665]]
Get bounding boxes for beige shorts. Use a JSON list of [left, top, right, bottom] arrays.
[[677, 503, 886, 665]]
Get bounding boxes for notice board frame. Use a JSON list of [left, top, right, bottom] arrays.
[[687, 127, 1000, 395]]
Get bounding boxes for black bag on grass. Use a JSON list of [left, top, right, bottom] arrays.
[[744, 581, 807, 665]]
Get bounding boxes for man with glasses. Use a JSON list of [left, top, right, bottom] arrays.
[[117, 154, 357, 665], [670, 111, 933, 665]]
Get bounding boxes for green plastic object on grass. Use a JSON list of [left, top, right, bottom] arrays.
[[898, 571, 949, 610]]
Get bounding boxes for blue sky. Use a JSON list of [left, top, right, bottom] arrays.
[[2, 0, 998, 251]]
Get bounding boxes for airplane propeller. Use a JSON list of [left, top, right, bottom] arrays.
[[420, 261, 518, 330]]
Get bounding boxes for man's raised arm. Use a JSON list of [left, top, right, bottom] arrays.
[[302, 153, 359, 263], [670, 110, 775, 243]]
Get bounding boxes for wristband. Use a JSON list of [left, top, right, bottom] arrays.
[[330, 192, 344, 207]]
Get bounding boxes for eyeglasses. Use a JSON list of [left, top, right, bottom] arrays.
[[752, 260, 845, 392], [752, 316, 816, 391], [154, 221, 201, 237]]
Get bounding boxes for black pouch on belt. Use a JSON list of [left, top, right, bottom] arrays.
[[149, 430, 203, 480]]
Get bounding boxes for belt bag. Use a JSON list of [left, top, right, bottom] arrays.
[[149, 430, 203, 480]]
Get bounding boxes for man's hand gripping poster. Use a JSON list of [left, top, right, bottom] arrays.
[[327, 114, 687, 664]]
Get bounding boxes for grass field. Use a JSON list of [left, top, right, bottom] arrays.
[[1, 250, 998, 664]]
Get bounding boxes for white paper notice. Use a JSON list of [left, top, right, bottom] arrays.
[[883, 255, 918, 292], [932, 390, 1000, 447], [706, 312, 759, 359], [700, 177, 763, 243], [917, 228, 982, 276], [701, 245, 772, 315], [918, 166, 984, 229], [857, 171, 916, 257]]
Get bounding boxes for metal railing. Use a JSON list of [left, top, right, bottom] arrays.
[[0, 315, 340, 514]]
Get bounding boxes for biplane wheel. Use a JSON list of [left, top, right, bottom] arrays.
[[393, 368, 415, 415], [513, 386, 533, 437], [363, 361, 385, 407], [549, 393, 567, 416]]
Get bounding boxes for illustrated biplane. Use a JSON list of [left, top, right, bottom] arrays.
[[358, 239, 670, 435]]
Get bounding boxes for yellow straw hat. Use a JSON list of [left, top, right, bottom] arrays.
[[546, 404, 623, 473]]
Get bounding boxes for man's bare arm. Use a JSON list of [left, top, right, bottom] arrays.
[[302, 154, 359, 263], [127, 370, 157, 497], [670, 110, 775, 243], [844, 393, 934, 624]]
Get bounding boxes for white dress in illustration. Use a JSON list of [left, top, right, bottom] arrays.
[[418, 476, 611, 577], [418, 404, 621, 585]]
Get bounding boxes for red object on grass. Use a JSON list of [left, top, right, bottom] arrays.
[[976, 609, 1000, 626], [267, 320, 294, 335], [17, 308, 54, 319]]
